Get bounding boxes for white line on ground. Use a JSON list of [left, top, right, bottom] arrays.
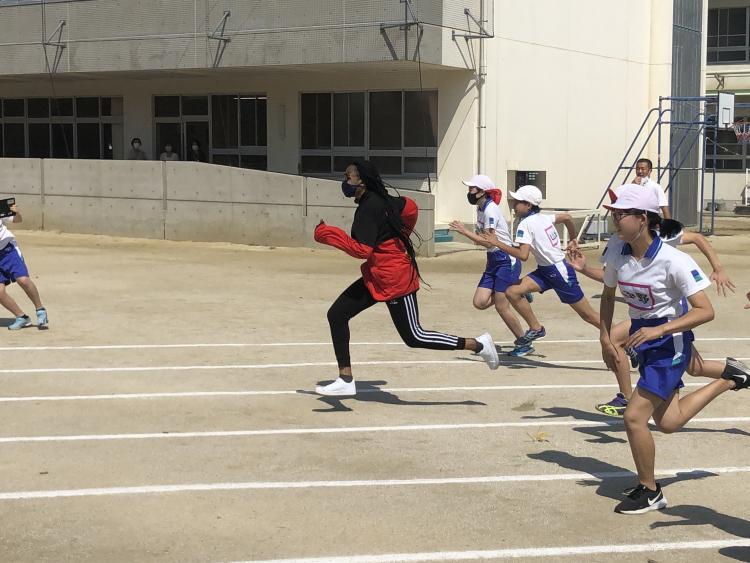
[[235, 538, 750, 562], [0, 337, 748, 352], [1, 465, 749, 501], [0, 382, 710, 403], [0, 357, 747, 375], [1, 416, 748, 444]]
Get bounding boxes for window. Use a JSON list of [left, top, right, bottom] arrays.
[[707, 8, 750, 64], [154, 94, 267, 169], [300, 90, 438, 177], [705, 95, 750, 170], [0, 96, 124, 159]]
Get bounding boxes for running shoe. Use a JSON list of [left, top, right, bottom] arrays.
[[315, 377, 356, 396], [722, 357, 750, 391], [614, 483, 667, 514], [475, 332, 500, 370], [36, 307, 48, 330], [7, 315, 31, 331], [508, 343, 534, 357], [524, 293, 534, 303], [595, 393, 628, 417], [625, 347, 639, 369], [514, 326, 546, 346]]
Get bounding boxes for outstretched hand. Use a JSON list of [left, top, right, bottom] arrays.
[[709, 269, 736, 298], [566, 249, 586, 272], [448, 220, 468, 234]]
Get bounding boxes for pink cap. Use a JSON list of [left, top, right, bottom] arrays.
[[604, 184, 659, 213]]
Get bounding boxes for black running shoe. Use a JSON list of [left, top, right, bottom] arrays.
[[625, 347, 639, 369], [722, 357, 750, 391], [614, 483, 667, 514]]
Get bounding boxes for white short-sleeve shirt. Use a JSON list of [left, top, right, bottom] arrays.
[[515, 212, 564, 266], [476, 200, 514, 256], [0, 216, 16, 250], [599, 230, 683, 265], [603, 236, 711, 319]]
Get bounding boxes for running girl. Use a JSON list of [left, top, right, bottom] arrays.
[[313, 160, 500, 397], [481, 184, 599, 356], [599, 185, 747, 515], [448, 175, 530, 349]]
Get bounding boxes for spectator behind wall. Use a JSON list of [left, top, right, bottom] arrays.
[[188, 140, 206, 163], [127, 137, 148, 160]]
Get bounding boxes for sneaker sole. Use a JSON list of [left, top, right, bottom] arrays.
[[595, 405, 626, 418], [615, 498, 668, 514], [508, 348, 534, 358], [315, 387, 357, 397], [8, 323, 31, 331]]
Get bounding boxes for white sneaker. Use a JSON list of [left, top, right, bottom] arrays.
[[475, 333, 499, 370], [315, 377, 356, 396]]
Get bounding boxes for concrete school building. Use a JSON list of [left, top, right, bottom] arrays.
[[0, 0, 707, 250]]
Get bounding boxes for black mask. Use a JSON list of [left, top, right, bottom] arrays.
[[341, 181, 358, 198], [467, 192, 481, 205]]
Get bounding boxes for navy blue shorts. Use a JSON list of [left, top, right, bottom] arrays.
[[631, 317, 693, 401], [0, 242, 29, 285], [527, 261, 584, 304], [478, 253, 521, 293]]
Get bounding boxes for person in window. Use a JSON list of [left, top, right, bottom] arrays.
[[188, 139, 206, 162], [159, 143, 180, 162], [126, 137, 148, 160]]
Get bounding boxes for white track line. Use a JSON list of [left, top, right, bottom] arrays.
[[1, 336, 748, 352], [1, 416, 748, 444], [236, 538, 750, 563], [1, 356, 747, 375], [0, 382, 711, 403], [1, 465, 749, 501]]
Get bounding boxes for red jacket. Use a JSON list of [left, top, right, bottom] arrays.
[[314, 196, 420, 301]]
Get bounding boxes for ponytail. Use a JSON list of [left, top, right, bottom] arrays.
[[647, 211, 683, 239]]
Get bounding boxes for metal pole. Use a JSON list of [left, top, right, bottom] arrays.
[[711, 119, 718, 235], [476, 0, 486, 173]]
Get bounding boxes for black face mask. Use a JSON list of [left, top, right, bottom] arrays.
[[341, 181, 358, 198], [467, 192, 481, 205]]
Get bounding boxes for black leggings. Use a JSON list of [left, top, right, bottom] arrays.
[[327, 278, 465, 368]]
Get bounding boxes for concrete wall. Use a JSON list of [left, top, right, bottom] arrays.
[[0, 158, 436, 255]]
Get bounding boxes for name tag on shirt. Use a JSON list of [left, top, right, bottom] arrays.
[[619, 281, 655, 311], [544, 225, 559, 247]]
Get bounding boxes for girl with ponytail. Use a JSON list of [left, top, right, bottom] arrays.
[[313, 160, 500, 397]]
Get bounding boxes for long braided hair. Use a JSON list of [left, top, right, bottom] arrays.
[[351, 159, 425, 283]]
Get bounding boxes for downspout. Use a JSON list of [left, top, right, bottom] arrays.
[[477, 0, 486, 174]]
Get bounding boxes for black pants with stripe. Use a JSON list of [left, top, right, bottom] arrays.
[[327, 278, 465, 369]]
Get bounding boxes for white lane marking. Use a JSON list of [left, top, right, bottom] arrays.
[[234, 538, 750, 562], [0, 357, 747, 375], [1, 416, 748, 444], [0, 382, 710, 403], [1, 465, 749, 501], [0, 336, 748, 352]]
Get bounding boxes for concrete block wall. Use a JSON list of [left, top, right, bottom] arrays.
[[0, 158, 436, 256]]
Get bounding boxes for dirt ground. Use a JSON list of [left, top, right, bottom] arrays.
[[0, 221, 749, 562]]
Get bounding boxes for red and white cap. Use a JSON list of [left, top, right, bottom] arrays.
[[604, 184, 659, 213], [508, 185, 543, 206], [462, 175, 495, 191]]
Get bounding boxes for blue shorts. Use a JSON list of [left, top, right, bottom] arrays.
[[527, 261, 584, 304], [478, 253, 521, 293], [631, 317, 693, 401], [0, 242, 29, 285]]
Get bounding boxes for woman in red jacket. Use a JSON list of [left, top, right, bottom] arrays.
[[313, 160, 499, 396]]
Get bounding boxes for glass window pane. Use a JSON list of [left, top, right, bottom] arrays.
[[300, 93, 331, 149], [404, 156, 437, 175], [3, 99, 24, 117], [719, 9, 728, 35], [334, 155, 364, 172], [76, 123, 101, 159], [101, 97, 124, 117], [154, 96, 180, 118], [156, 122, 182, 160], [708, 36, 717, 48], [369, 91, 402, 149], [212, 154, 239, 167], [333, 93, 348, 146], [708, 50, 718, 63], [0, 124, 3, 155], [76, 97, 100, 118], [708, 9, 717, 35], [727, 8, 746, 35], [181, 96, 208, 115], [240, 97, 257, 146], [28, 123, 50, 158], [334, 93, 365, 147], [51, 98, 73, 116], [369, 155, 401, 175], [102, 123, 113, 160], [718, 49, 747, 62], [185, 121, 209, 162], [257, 97, 267, 146], [301, 155, 331, 173], [27, 98, 49, 118], [4, 123, 25, 156], [211, 95, 238, 149], [728, 35, 746, 47], [404, 91, 438, 147], [52, 123, 74, 158], [240, 155, 267, 170]]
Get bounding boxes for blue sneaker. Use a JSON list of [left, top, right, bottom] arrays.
[[8, 315, 31, 331], [508, 344, 534, 357], [36, 307, 48, 330], [515, 326, 546, 346], [625, 347, 639, 369], [595, 393, 628, 417]]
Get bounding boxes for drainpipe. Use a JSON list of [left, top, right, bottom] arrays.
[[477, 0, 486, 174]]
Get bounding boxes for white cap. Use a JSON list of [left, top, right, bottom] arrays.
[[461, 174, 495, 191], [604, 184, 659, 214], [508, 185, 543, 206]]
